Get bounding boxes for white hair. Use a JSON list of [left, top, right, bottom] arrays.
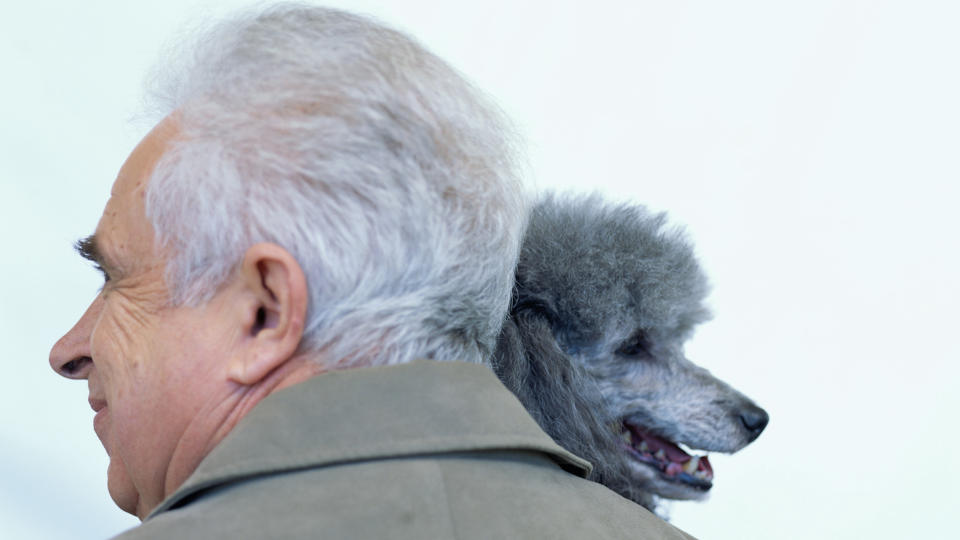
[[143, 4, 527, 369]]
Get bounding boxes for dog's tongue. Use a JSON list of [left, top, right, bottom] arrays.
[[623, 422, 714, 481], [634, 427, 713, 471], [633, 428, 692, 463]]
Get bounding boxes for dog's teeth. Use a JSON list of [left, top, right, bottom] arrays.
[[683, 456, 700, 474], [654, 449, 666, 461], [621, 430, 632, 444], [639, 441, 650, 453]]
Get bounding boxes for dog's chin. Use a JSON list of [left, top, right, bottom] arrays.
[[624, 458, 712, 500], [618, 420, 713, 500]]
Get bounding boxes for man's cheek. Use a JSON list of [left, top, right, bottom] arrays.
[[97, 301, 155, 361]]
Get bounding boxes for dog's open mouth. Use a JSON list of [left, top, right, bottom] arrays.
[[620, 421, 714, 490]]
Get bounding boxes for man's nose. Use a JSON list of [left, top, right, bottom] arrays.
[[49, 297, 101, 379]]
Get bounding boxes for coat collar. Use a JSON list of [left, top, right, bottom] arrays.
[[150, 360, 592, 518]]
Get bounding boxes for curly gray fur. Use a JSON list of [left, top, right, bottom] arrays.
[[493, 193, 767, 513]]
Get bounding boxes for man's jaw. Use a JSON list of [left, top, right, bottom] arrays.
[[88, 395, 145, 518]]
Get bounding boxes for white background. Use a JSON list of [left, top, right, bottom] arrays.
[[2, 1, 958, 538]]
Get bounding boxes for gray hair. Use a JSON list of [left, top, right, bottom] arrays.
[[143, 4, 526, 369]]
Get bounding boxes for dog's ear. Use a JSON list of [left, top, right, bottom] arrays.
[[493, 309, 658, 511], [512, 289, 560, 326], [491, 316, 526, 391], [494, 309, 578, 432], [498, 311, 609, 464]]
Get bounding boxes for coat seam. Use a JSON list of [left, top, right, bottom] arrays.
[[436, 460, 462, 540]]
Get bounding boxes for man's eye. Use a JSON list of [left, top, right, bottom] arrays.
[[94, 264, 112, 286]]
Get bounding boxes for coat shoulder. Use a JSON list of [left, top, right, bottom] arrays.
[[117, 451, 694, 540]]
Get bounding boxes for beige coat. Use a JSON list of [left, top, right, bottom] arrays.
[[115, 361, 695, 539]]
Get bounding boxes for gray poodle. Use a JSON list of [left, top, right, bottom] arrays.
[[493, 193, 768, 512]]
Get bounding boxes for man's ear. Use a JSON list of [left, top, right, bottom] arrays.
[[227, 243, 308, 386]]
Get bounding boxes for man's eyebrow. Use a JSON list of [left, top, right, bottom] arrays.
[[74, 234, 106, 266]]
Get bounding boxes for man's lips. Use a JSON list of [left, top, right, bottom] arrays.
[[89, 397, 108, 441], [88, 397, 107, 413]]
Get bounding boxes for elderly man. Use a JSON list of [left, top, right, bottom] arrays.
[[50, 5, 693, 539]]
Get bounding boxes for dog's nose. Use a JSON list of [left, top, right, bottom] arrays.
[[738, 404, 769, 441]]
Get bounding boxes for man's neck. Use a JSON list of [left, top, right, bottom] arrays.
[[152, 354, 326, 519]]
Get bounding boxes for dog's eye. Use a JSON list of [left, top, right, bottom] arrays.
[[616, 337, 650, 358]]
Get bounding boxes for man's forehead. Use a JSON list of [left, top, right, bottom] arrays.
[[111, 116, 179, 198], [93, 115, 180, 264]]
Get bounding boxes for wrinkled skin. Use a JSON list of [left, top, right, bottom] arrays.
[[48, 117, 240, 517], [48, 117, 316, 519]]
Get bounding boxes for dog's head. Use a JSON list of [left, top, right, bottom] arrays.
[[505, 194, 768, 504]]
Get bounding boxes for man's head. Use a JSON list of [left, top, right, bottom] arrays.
[[145, 5, 525, 367], [49, 4, 525, 519]]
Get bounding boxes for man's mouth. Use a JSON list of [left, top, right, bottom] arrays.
[[88, 397, 107, 413], [89, 397, 108, 440], [93, 407, 109, 441], [619, 420, 713, 490]]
